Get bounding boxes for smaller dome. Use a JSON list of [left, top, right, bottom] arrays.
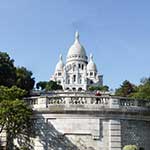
[[87, 54, 97, 71], [55, 54, 64, 71]]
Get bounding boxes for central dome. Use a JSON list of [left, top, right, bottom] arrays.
[[67, 32, 87, 62]]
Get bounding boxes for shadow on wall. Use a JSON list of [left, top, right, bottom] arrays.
[[15, 120, 35, 150], [15, 116, 99, 150], [34, 116, 79, 150], [15, 133, 34, 150]]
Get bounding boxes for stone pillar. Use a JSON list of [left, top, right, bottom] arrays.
[[109, 120, 121, 150], [110, 98, 120, 109], [37, 97, 48, 109], [76, 62, 79, 84], [71, 75, 73, 84]]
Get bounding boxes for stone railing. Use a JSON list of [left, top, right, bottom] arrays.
[[117, 97, 149, 111], [47, 96, 109, 105], [25, 95, 110, 111], [24, 92, 150, 111], [119, 98, 147, 107]]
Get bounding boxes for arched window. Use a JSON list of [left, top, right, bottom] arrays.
[[73, 65, 76, 71], [72, 87, 76, 91], [58, 72, 61, 76], [79, 75, 82, 84], [66, 87, 70, 90], [68, 79, 70, 84], [78, 87, 82, 91], [90, 72, 93, 76], [67, 75, 70, 84], [82, 64, 84, 70], [78, 64, 81, 69], [57, 80, 61, 84], [73, 75, 76, 82], [90, 80, 93, 84]]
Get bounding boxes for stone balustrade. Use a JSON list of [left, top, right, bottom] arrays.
[[118, 98, 147, 107], [47, 96, 109, 105], [24, 91, 150, 112]]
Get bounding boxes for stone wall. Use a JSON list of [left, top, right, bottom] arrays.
[[32, 116, 109, 150], [13, 115, 150, 150], [121, 120, 150, 150], [0, 130, 6, 149], [23, 93, 150, 150]]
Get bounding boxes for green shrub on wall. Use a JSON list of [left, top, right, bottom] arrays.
[[139, 148, 144, 150], [123, 145, 138, 150]]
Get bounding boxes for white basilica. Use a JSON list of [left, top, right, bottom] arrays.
[[50, 32, 103, 91]]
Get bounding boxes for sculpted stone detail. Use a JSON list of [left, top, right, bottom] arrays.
[[69, 97, 87, 105], [48, 97, 66, 105]]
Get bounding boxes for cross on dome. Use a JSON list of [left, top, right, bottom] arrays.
[[90, 53, 93, 61], [59, 54, 63, 61], [75, 31, 79, 40]]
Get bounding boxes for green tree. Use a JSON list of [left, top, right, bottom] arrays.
[[0, 52, 35, 92], [0, 100, 32, 150], [36, 81, 48, 90], [45, 81, 62, 91], [88, 85, 109, 92], [0, 86, 27, 102], [36, 80, 63, 91], [0, 52, 16, 87], [115, 80, 137, 97], [16, 67, 35, 93], [0, 86, 32, 149], [131, 77, 150, 100]]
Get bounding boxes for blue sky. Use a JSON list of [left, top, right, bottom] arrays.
[[0, 0, 150, 90]]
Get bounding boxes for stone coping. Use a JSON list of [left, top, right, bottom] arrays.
[[33, 107, 150, 117]]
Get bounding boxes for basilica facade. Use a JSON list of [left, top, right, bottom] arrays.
[[50, 32, 103, 91]]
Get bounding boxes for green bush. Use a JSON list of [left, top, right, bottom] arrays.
[[139, 148, 144, 150], [123, 145, 138, 150], [19, 146, 29, 150]]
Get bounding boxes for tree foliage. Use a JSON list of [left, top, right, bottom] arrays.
[[0, 99, 32, 135], [115, 78, 150, 100], [36, 81, 47, 90], [115, 80, 137, 97], [0, 51, 35, 92], [0, 100, 32, 149], [0, 52, 16, 87], [36, 80, 62, 91], [46, 81, 62, 91], [0, 86, 32, 149], [16, 67, 35, 93], [131, 77, 150, 100], [88, 85, 109, 92], [0, 86, 27, 102]]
